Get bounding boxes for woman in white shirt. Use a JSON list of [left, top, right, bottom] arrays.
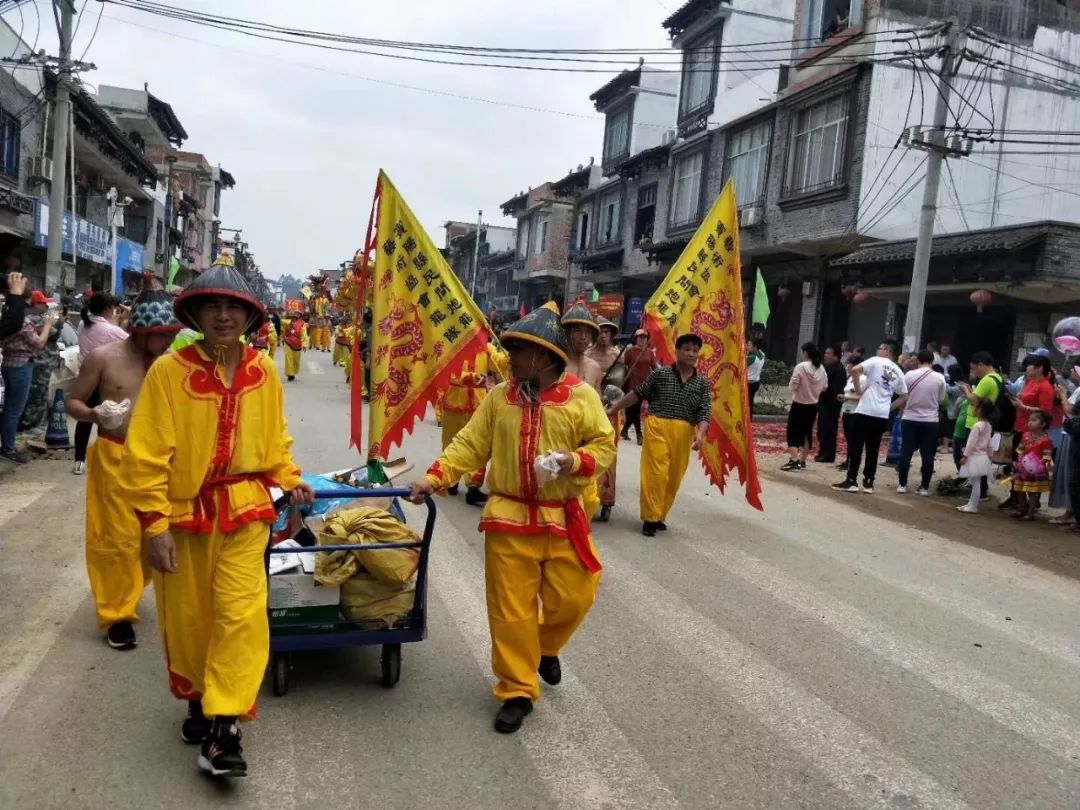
[[896, 349, 947, 495], [781, 342, 828, 472]]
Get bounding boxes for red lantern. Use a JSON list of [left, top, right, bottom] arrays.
[[842, 284, 858, 300], [776, 285, 791, 301], [852, 292, 870, 308], [970, 289, 992, 312]]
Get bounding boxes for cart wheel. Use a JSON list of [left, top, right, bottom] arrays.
[[380, 643, 401, 688], [272, 653, 290, 696]]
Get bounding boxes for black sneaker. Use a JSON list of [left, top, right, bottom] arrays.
[[181, 701, 212, 745], [642, 521, 657, 537], [0, 447, 28, 464], [862, 479, 875, 494], [106, 621, 137, 650], [831, 480, 860, 493], [198, 722, 246, 778], [655, 521, 668, 532], [286, 375, 295, 382], [465, 487, 488, 506], [494, 698, 533, 734], [447, 484, 459, 496], [597, 506, 611, 522], [780, 460, 801, 472], [538, 655, 561, 685]]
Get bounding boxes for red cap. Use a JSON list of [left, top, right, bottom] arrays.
[[29, 291, 54, 305]]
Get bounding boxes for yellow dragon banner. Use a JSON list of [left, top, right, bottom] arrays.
[[641, 179, 762, 510], [361, 170, 489, 459]]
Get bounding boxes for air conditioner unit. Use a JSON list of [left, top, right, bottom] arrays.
[[739, 204, 764, 228], [661, 129, 678, 147], [28, 156, 52, 183]]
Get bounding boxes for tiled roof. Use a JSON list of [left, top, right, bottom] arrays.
[[613, 143, 671, 176], [589, 66, 641, 107], [662, 0, 721, 35], [552, 164, 594, 193], [830, 222, 1065, 267]]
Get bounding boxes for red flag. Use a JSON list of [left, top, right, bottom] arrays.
[[350, 180, 382, 452]]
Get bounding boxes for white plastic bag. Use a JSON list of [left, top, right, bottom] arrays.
[[94, 398, 131, 431], [533, 451, 570, 485]]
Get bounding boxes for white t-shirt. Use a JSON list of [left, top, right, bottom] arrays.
[[854, 356, 908, 419], [747, 350, 765, 383]]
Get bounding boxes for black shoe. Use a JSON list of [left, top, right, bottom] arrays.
[[494, 698, 533, 734], [106, 621, 137, 650], [465, 487, 488, 506], [538, 655, 561, 686], [198, 722, 246, 778], [597, 505, 611, 522], [181, 701, 212, 745], [447, 484, 459, 496], [780, 459, 801, 472], [831, 479, 860, 493], [655, 521, 667, 531], [620, 431, 630, 440], [997, 496, 1017, 510], [836, 460, 848, 470], [0, 447, 28, 464], [287, 375, 295, 382], [642, 521, 657, 537], [862, 479, 875, 495]]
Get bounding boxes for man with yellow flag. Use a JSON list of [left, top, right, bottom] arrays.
[[607, 178, 762, 533], [408, 302, 614, 734]]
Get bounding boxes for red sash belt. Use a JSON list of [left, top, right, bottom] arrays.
[[191, 472, 271, 534], [284, 337, 302, 351], [490, 491, 601, 574]]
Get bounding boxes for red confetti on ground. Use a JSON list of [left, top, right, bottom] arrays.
[[752, 421, 849, 458]]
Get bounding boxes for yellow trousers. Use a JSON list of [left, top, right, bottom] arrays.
[[85, 436, 148, 630], [333, 344, 349, 367], [441, 411, 485, 488], [485, 531, 600, 702], [284, 345, 301, 378], [153, 520, 268, 719], [640, 416, 694, 522], [320, 328, 332, 351]]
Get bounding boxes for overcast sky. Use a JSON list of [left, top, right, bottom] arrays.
[[33, 0, 676, 279]]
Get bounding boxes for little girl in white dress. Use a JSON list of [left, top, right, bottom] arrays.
[[957, 399, 995, 514]]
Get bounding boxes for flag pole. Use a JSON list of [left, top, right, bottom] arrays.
[[350, 178, 381, 454]]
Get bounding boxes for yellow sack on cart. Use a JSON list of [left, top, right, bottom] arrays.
[[340, 571, 415, 629], [315, 506, 420, 587]]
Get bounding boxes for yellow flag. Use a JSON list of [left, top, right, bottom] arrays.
[[641, 179, 762, 510], [366, 170, 488, 459]]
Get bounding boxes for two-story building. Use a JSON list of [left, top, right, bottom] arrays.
[[442, 221, 516, 317], [500, 183, 576, 309]]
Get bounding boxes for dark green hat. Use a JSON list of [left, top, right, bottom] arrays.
[[173, 255, 266, 331], [501, 301, 569, 363], [560, 295, 599, 334]]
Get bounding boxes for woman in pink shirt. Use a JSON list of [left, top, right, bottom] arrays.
[[782, 342, 828, 471], [896, 350, 947, 495], [73, 293, 127, 474]]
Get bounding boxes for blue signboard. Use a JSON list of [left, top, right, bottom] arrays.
[[33, 200, 110, 265], [114, 238, 146, 295], [627, 296, 645, 330]]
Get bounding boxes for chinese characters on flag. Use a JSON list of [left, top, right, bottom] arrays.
[[641, 179, 763, 510], [356, 170, 488, 460]]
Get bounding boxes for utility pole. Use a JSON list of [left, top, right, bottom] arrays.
[[45, 0, 74, 292], [468, 209, 482, 302], [902, 24, 962, 355]]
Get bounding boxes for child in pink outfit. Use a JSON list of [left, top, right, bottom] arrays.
[[957, 400, 995, 514]]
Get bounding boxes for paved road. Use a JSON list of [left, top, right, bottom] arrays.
[[2, 348, 1080, 808]]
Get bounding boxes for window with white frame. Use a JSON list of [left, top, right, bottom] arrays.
[[603, 107, 630, 164], [723, 118, 772, 207], [517, 220, 529, 257], [785, 93, 849, 194], [575, 207, 591, 251], [598, 188, 621, 245], [532, 212, 549, 255], [679, 31, 719, 118], [802, 0, 863, 48], [670, 150, 705, 228]]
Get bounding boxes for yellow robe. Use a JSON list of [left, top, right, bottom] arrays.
[[425, 373, 614, 702], [266, 321, 278, 359], [85, 434, 149, 630], [283, 322, 307, 378], [440, 346, 504, 490], [120, 343, 303, 719]]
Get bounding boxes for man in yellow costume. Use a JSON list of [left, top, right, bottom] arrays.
[[333, 320, 350, 367], [607, 333, 712, 537], [586, 317, 623, 522], [68, 277, 182, 650], [409, 303, 613, 735], [120, 256, 314, 778], [282, 315, 307, 381], [440, 341, 509, 507]]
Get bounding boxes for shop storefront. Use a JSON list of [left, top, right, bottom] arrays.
[[33, 200, 110, 293]]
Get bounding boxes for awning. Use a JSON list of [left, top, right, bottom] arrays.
[[860, 279, 1080, 305]]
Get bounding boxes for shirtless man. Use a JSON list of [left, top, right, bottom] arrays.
[[561, 298, 602, 392], [586, 318, 621, 377], [68, 281, 181, 649]]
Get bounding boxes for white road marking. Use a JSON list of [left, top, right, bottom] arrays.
[[430, 521, 680, 810], [601, 545, 974, 810], [683, 536, 1080, 762]]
